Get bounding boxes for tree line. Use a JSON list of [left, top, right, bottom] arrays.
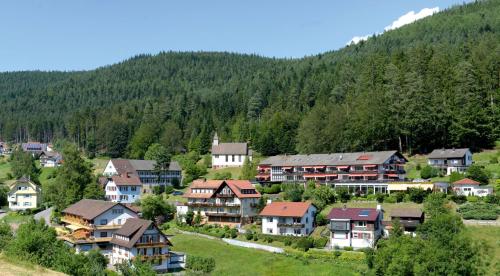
[[0, 0, 497, 158]]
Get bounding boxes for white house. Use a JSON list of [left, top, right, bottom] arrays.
[[427, 148, 473, 175], [39, 151, 62, 167], [105, 174, 142, 204], [182, 179, 261, 227], [103, 159, 182, 194], [7, 177, 41, 211], [327, 206, 383, 249], [211, 133, 252, 168], [59, 199, 139, 255], [452, 178, 493, 197], [260, 201, 317, 236], [110, 218, 185, 272]]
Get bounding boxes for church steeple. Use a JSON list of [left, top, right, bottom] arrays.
[[212, 132, 219, 146]]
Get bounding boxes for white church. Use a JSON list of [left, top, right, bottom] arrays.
[[210, 133, 252, 168]]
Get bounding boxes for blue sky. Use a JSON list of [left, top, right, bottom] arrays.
[[0, 0, 469, 71]]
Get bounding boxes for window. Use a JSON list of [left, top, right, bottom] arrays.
[[268, 217, 273, 222], [100, 232, 108, 238], [117, 219, 122, 224], [23, 202, 31, 206], [239, 155, 242, 162], [306, 217, 308, 223], [355, 221, 367, 227], [131, 186, 137, 191], [215, 155, 219, 158], [294, 229, 301, 235], [24, 194, 31, 198], [112, 209, 124, 214], [100, 219, 108, 225], [232, 155, 235, 162], [267, 228, 273, 234], [225, 155, 228, 162]]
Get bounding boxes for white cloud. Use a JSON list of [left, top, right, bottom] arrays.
[[384, 7, 439, 31], [347, 7, 440, 45], [347, 35, 371, 45]]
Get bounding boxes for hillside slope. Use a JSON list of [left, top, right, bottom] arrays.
[[0, 0, 498, 158]]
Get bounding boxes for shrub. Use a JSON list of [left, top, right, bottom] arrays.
[[245, 231, 254, 240], [450, 194, 467, 204], [393, 192, 405, 203], [416, 163, 422, 170], [186, 255, 216, 274], [420, 165, 438, 179], [333, 251, 342, 258], [315, 213, 327, 226], [262, 184, 282, 194], [408, 188, 428, 203], [489, 156, 498, 164], [284, 238, 292, 246], [450, 172, 465, 183], [366, 194, 377, 201], [229, 228, 238, 239], [253, 235, 258, 241], [384, 195, 397, 203], [466, 164, 490, 185], [336, 187, 351, 203], [466, 196, 479, 203], [375, 193, 386, 203], [313, 237, 328, 248], [164, 185, 174, 194], [343, 246, 353, 251], [484, 194, 499, 204], [457, 202, 499, 220], [296, 237, 314, 251]]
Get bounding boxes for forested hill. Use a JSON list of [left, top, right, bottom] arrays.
[[0, 0, 498, 158]]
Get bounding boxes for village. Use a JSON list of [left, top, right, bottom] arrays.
[[0, 133, 498, 274]]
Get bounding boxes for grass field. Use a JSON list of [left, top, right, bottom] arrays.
[[0, 156, 12, 182], [465, 226, 500, 275], [88, 157, 110, 175], [0, 255, 64, 276], [169, 233, 366, 276], [205, 166, 243, 180]]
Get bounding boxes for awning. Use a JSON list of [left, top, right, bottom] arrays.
[[386, 174, 399, 177], [349, 174, 365, 177], [337, 166, 350, 169], [363, 174, 378, 177], [313, 166, 326, 169], [325, 174, 338, 177], [302, 166, 314, 169], [303, 174, 317, 178], [363, 165, 377, 168], [282, 166, 293, 169]]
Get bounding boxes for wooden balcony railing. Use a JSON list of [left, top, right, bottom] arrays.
[[277, 223, 305, 228], [205, 212, 241, 217]]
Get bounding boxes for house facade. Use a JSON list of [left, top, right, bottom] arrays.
[[452, 178, 493, 197], [427, 148, 473, 175], [110, 218, 185, 272], [257, 151, 407, 184], [211, 133, 252, 168], [7, 177, 41, 210], [39, 151, 62, 167], [182, 179, 261, 227], [260, 202, 316, 236], [105, 174, 142, 203], [327, 206, 383, 249], [58, 199, 139, 256], [103, 159, 182, 194], [384, 208, 424, 236]]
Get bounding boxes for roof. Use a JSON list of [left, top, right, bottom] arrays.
[[22, 142, 47, 152], [9, 177, 40, 191], [259, 151, 406, 166], [111, 218, 171, 248], [327, 208, 380, 221], [453, 178, 480, 185], [62, 199, 137, 220], [111, 175, 142, 186], [390, 208, 423, 218], [184, 179, 261, 199], [260, 202, 314, 217], [211, 142, 250, 155], [428, 148, 470, 159], [110, 159, 182, 174]]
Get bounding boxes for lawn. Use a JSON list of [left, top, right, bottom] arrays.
[[169, 233, 366, 276], [465, 226, 500, 275], [205, 166, 243, 180], [88, 157, 110, 175], [320, 201, 423, 221], [1, 212, 32, 224], [472, 148, 500, 182], [0, 156, 12, 182], [0, 254, 64, 276]]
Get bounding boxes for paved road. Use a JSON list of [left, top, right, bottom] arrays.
[[34, 207, 53, 226]]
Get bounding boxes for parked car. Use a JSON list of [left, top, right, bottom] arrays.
[[172, 191, 184, 196]]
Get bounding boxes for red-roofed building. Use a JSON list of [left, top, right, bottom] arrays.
[[327, 206, 383, 249], [452, 178, 492, 197], [260, 202, 317, 236], [180, 179, 261, 227]]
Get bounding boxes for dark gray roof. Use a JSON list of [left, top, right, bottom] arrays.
[[62, 199, 137, 220], [390, 208, 423, 218], [111, 159, 182, 172], [428, 148, 470, 159], [259, 151, 405, 166], [111, 218, 171, 248], [211, 143, 249, 155]]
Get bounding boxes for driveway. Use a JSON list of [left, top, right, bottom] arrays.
[[34, 207, 53, 226]]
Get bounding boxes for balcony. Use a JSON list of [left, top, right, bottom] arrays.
[[7, 196, 16, 202], [205, 212, 241, 217], [136, 240, 169, 248], [95, 223, 123, 230], [277, 222, 304, 228], [215, 194, 234, 198], [187, 201, 240, 207], [61, 216, 93, 230], [136, 253, 170, 261]]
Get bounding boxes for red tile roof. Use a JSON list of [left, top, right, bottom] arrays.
[[183, 179, 260, 199], [260, 202, 314, 217], [327, 208, 380, 221], [453, 178, 480, 185]]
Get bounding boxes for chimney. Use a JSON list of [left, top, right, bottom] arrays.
[[342, 204, 347, 210], [376, 204, 382, 211], [340, 155, 343, 160], [266, 199, 272, 205]]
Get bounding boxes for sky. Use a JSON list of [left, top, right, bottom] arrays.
[[0, 0, 470, 72]]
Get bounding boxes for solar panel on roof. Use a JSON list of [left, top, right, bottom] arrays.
[[359, 210, 370, 216]]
